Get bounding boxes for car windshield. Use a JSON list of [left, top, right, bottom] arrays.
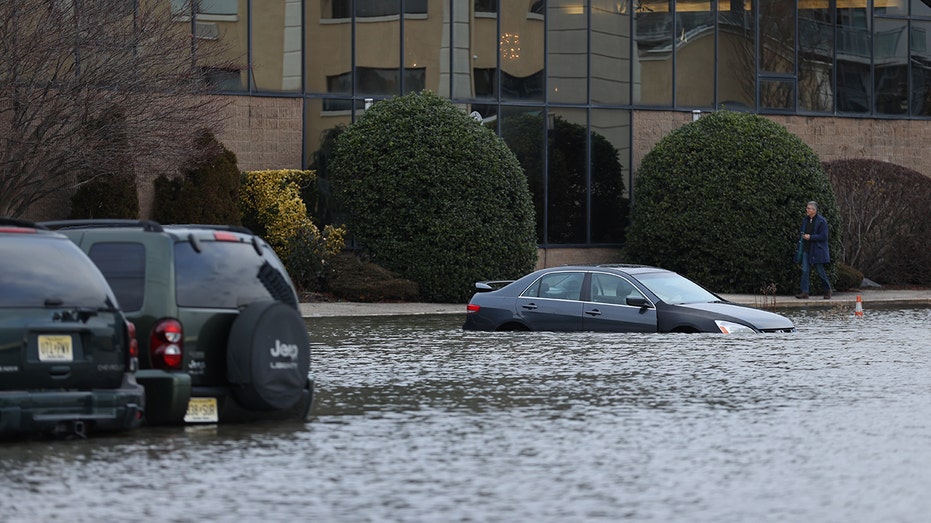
[[0, 238, 115, 308], [634, 272, 719, 304]]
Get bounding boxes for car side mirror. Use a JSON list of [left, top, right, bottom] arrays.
[[626, 296, 651, 308]]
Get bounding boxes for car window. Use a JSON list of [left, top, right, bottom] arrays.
[[635, 272, 718, 304], [87, 242, 146, 311], [174, 241, 291, 308], [521, 272, 585, 300], [590, 273, 643, 304], [0, 238, 115, 308]]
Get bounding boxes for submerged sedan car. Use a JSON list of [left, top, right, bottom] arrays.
[[463, 265, 795, 333]]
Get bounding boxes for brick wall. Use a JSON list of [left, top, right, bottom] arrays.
[[216, 96, 304, 172]]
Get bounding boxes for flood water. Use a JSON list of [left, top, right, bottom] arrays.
[[2, 306, 930, 522]]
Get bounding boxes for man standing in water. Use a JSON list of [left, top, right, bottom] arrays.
[[796, 201, 832, 299]]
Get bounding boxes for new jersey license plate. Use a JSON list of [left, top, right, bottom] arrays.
[[184, 397, 219, 423], [38, 334, 73, 362]]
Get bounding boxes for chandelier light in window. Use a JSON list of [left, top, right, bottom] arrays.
[[500, 32, 520, 60]]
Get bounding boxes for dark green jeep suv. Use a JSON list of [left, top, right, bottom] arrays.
[[41, 220, 313, 425], [0, 219, 145, 438]]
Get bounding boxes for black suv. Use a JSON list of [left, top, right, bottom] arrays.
[[41, 220, 313, 425], [0, 219, 145, 438]]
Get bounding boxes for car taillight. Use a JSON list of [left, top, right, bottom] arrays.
[[467, 303, 481, 313], [126, 320, 139, 372], [213, 231, 238, 242], [150, 318, 183, 370]]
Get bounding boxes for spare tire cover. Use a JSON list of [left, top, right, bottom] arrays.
[[227, 301, 311, 411]]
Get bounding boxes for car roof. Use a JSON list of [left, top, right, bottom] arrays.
[[41, 219, 253, 234], [0, 218, 69, 239], [540, 264, 671, 276]]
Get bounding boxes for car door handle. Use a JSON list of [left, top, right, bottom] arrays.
[[522, 303, 538, 310], [584, 309, 602, 316]]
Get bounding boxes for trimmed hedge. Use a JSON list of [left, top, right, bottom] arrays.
[[627, 111, 840, 294], [70, 172, 139, 219], [328, 91, 537, 303], [152, 131, 241, 225], [69, 108, 139, 219]]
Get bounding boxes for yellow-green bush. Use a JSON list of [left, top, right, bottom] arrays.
[[240, 169, 345, 291]]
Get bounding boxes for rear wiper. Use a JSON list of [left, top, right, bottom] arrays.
[[51, 306, 100, 323]]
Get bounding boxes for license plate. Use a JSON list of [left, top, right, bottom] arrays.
[[184, 397, 219, 423], [38, 335, 73, 362]]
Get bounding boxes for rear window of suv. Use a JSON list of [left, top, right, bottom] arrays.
[[0, 237, 115, 308], [174, 240, 289, 308]]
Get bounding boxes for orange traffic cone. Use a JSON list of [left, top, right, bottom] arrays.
[[854, 295, 864, 317]]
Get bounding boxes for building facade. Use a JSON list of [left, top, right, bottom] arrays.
[[182, 0, 931, 260]]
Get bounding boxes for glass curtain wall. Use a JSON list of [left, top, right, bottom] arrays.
[[279, 1, 931, 248]]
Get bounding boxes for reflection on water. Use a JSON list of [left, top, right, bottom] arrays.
[[2, 307, 930, 522]]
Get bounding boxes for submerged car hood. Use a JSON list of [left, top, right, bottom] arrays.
[[675, 301, 795, 331]]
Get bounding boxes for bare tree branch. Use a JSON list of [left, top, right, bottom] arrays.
[[0, 0, 240, 218]]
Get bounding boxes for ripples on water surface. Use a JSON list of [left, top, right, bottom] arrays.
[[1, 307, 930, 522]]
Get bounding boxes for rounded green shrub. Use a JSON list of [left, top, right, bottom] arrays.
[[328, 91, 537, 303], [627, 111, 840, 294]]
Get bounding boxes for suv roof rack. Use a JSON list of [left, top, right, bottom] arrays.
[[0, 218, 47, 229], [40, 219, 164, 232], [164, 224, 255, 235]]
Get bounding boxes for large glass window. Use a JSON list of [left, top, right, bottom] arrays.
[[307, 1, 352, 95], [174, 0, 247, 92], [548, 0, 588, 104], [590, 108, 630, 244], [500, 0, 545, 101], [499, 107, 546, 243], [915, 0, 931, 18], [799, 1, 834, 112], [356, 1, 401, 96], [634, 0, 673, 106], [760, 0, 796, 75], [590, 0, 631, 105], [717, 0, 755, 110], [836, 4, 871, 113], [404, 2, 438, 93], [874, 17, 908, 115], [327, 0, 427, 18], [911, 20, 931, 116], [675, 0, 715, 108], [252, 0, 302, 92], [547, 108, 589, 244]]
